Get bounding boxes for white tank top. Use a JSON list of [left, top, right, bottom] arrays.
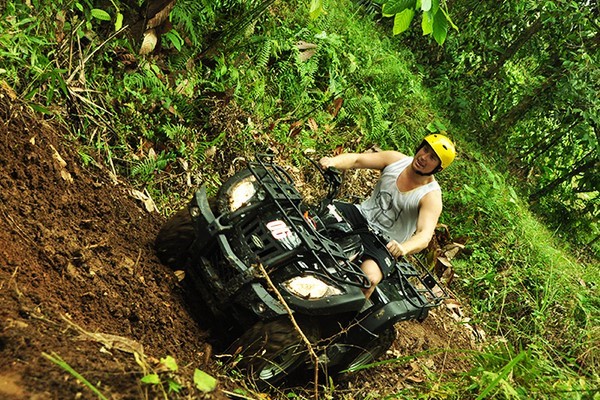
[[357, 157, 440, 243]]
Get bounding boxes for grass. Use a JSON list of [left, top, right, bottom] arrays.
[[42, 352, 109, 400], [2, 0, 598, 398]]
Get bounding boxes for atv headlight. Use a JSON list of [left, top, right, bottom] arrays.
[[229, 179, 258, 211], [283, 276, 342, 300]]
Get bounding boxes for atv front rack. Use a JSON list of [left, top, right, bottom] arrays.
[[242, 153, 371, 289]]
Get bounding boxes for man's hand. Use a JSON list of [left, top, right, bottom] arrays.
[[386, 240, 407, 258], [319, 156, 334, 169]]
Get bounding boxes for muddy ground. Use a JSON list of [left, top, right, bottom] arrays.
[[0, 85, 477, 399]]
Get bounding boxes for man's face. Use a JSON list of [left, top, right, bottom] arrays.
[[413, 144, 441, 175]]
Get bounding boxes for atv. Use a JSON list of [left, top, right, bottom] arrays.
[[155, 153, 446, 386]]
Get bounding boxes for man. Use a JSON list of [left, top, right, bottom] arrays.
[[320, 134, 456, 298]]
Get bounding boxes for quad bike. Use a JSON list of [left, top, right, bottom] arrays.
[[155, 153, 446, 386]]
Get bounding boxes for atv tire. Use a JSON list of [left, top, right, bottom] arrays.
[[229, 317, 319, 387], [341, 327, 397, 372], [155, 207, 195, 269]]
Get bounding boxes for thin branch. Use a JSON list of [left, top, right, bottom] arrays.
[[256, 263, 320, 399], [66, 25, 130, 85]]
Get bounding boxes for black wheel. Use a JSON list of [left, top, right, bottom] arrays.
[[229, 317, 319, 387], [216, 168, 268, 214], [342, 327, 397, 372], [154, 207, 195, 269]]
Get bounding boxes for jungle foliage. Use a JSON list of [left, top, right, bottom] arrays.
[[399, 0, 599, 256], [0, 0, 598, 398]]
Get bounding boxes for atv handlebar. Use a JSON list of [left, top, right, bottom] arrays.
[[304, 154, 343, 201]]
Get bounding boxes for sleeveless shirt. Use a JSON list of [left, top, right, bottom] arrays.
[[357, 157, 441, 243]]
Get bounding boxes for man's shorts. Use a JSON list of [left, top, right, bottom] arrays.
[[333, 201, 396, 277]]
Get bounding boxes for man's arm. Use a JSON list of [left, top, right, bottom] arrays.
[[320, 150, 406, 171], [386, 190, 442, 257]]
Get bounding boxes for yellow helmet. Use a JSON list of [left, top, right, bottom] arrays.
[[422, 133, 456, 171]]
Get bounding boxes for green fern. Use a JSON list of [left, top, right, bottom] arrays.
[[131, 152, 171, 181], [160, 123, 190, 140], [255, 39, 272, 68]]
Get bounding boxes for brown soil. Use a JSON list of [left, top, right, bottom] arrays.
[[0, 85, 477, 399]]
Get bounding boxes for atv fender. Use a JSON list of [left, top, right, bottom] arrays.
[[360, 293, 429, 334], [190, 186, 249, 275]]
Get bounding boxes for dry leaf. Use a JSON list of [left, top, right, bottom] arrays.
[[443, 242, 465, 260], [296, 40, 318, 61], [205, 146, 217, 159], [330, 97, 344, 117], [1, 80, 18, 100], [406, 375, 424, 383], [437, 256, 452, 268], [50, 144, 67, 167], [62, 315, 144, 355], [307, 118, 318, 132], [139, 29, 158, 55], [444, 298, 463, 316], [130, 189, 156, 213], [174, 270, 185, 282], [50, 144, 73, 183], [295, 41, 318, 50], [299, 49, 316, 62], [472, 324, 487, 341], [289, 120, 303, 137], [55, 10, 66, 43]]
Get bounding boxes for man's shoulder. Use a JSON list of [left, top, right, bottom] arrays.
[[379, 151, 408, 167]]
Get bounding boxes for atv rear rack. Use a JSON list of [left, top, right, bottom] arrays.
[[395, 256, 448, 310]]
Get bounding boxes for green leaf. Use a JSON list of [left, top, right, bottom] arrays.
[[383, 0, 416, 15], [432, 10, 448, 45], [421, 10, 433, 35], [393, 8, 415, 35], [421, 0, 432, 11], [160, 355, 178, 372], [29, 103, 53, 115], [193, 369, 217, 393], [115, 12, 123, 31], [141, 374, 161, 384], [164, 31, 183, 51], [309, 0, 325, 19], [91, 9, 111, 21], [167, 379, 183, 393]]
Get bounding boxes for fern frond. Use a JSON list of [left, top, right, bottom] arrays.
[[131, 153, 170, 180], [255, 39, 272, 68], [160, 123, 190, 140]]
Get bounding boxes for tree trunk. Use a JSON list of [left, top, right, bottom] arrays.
[[587, 233, 600, 248], [529, 153, 598, 202], [526, 116, 581, 161], [484, 17, 543, 79], [488, 75, 559, 141]]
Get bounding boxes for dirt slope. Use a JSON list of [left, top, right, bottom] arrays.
[[0, 85, 476, 399], [0, 87, 224, 398]]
